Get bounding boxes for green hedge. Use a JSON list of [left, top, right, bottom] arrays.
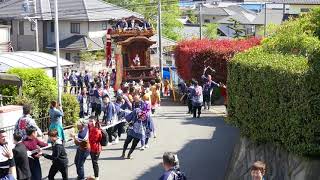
[[62, 94, 80, 126], [1, 68, 57, 119], [227, 48, 320, 156]]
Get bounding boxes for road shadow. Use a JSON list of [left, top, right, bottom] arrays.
[[136, 114, 239, 180]]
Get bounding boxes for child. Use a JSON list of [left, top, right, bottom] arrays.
[[251, 161, 266, 180], [140, 94, 154, 150], [132, 94, 144, 110], [43, 129, 68, 180], [23, 126, 48, 180], [13, 132, 31, 180], [150, 80, 161, 114], [220, 83, 228, 110]]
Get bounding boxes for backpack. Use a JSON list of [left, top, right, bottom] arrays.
[[171, 168, 187, 180], [100, 128, 108, 146], [14, 116, 31, 136]]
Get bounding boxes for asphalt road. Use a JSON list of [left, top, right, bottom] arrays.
[[40, 100, 239, 180]]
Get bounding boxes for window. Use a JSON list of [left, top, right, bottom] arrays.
[[204, 19, 210, 23], [102, 22, 107, 30], [71, 23, 80, 34], [65, 53, 71, 60], [50, 22, 54, 32], [300, 8, 310, 13], [19, 21, 24, 35]]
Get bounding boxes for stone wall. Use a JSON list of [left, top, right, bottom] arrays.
[[226, 138, 320, 180]]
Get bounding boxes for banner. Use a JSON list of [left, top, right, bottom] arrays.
[[105, 28, 112, 67], [114, 45, 123, 91]]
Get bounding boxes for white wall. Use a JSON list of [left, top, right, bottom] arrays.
[[48, 20, 109, 43], [88, 21, 109, 38], [0, 26, 10, 43], [58, 21, 89, 41]]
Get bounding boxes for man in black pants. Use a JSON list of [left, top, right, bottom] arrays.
[[121, 135, 140, 159], [43, 129, 68, 180]]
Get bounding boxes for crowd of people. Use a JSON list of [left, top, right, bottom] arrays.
[[0, 68, 170, 180], [178, 68, 228, 118]]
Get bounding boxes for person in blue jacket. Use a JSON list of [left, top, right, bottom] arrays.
[[121, 108, 151, 159], [159, 152, 186, 180], [49, 101, 65, 142]]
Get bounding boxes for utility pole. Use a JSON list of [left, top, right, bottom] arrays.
[[199, 3, 202, 39], [157, 0, 163, 79], [33, 0, 39, 51], [54, 0, 62, 105], [264, 3, 267, 37]]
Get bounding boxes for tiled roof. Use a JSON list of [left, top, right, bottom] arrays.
[[0, 0, 142, 21], [47, 35, 104, 51], [215, 5, 257, 25]]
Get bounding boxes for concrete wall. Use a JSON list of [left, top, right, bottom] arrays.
[[226, 137, 320, 180]]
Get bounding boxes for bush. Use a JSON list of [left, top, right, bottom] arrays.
[[174, 38, 261, 83], [2, 68, 57, 119], [62, 94, 79, 126], [227, 48, 320, 156], [80, 51, 96, 61]]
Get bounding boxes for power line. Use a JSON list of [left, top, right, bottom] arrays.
[[0, 2, 180, 21], [0, 0, 178, 12], [33, 1, 179, 17], [0, 0, 24, 10]]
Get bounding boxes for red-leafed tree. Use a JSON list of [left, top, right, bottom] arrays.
[[174, 37, 261, 83]]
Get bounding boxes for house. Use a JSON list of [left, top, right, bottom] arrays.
[[198, 4, 283, 37], [0, 0, 141, 62], [150, 34, 177, 67], [272, 0, 320, 21], [0, 25, 10, 52]]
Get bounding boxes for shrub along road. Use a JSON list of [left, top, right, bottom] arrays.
[[40, 100, 239, 180]]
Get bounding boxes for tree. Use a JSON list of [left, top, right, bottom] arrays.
[[227, 18, 246, 38], [182, 9, 197, 24], [257, 23, 280, 37], [203, 23, 218, 39], [104, 0, 183, 41]]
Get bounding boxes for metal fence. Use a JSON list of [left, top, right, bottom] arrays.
[[0, 95, 14, 107]]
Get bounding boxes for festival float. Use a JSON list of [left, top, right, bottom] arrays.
[[106, 16, 157, 90]]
